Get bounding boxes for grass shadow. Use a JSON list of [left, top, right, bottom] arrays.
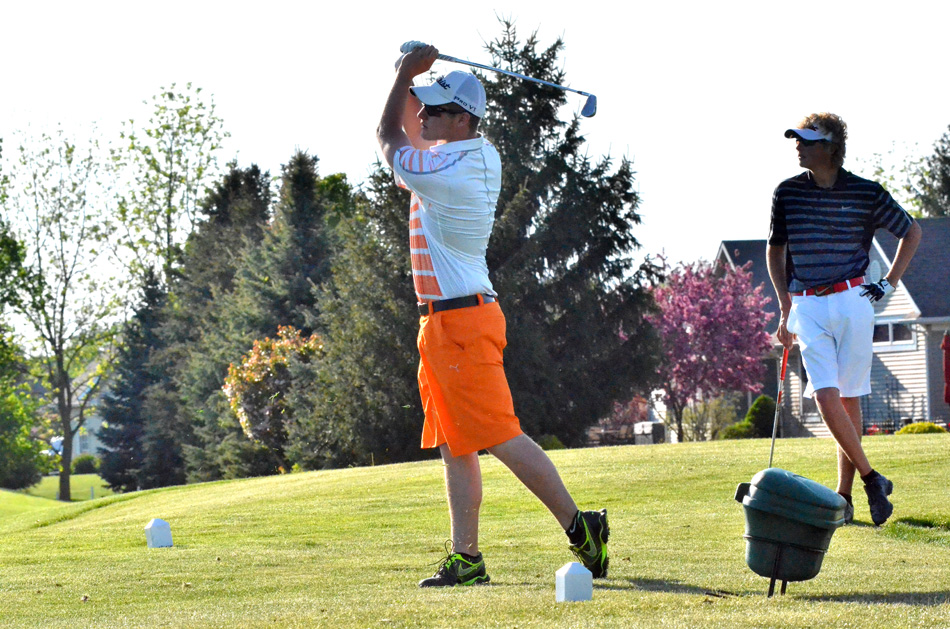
[[879, 516, 950, 547], [800, 590, 950, 605], [600, 577, 745, 598]]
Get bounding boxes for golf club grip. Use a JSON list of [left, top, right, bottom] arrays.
[[437, 54, 590, 98], [776, 348, 789, 405]]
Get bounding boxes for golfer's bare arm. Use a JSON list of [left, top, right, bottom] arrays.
[[377, 46, 438, 167], [766, 243, 794, 348], [884, 220, 921, 286]]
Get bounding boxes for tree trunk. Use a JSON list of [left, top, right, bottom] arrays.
[[58, 426, 72, 502]]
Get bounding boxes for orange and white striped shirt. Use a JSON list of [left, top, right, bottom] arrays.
[[394, 137, 501, 303]]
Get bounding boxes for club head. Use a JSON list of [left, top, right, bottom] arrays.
[[581, 94, 597, 118]]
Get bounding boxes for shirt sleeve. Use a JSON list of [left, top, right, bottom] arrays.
[[871, 183, 914, 238], [768, 185, 788, 246], [393, 146, 462, 203]]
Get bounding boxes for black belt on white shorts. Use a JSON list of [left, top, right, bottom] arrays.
[[418, 294, 496, 316]]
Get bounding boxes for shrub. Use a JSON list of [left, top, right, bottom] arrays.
[[536, 434, 566, 450], [720, 421, 755, 440], [896, 421, 948, 435], [745, 395, 776, 438], [71, 454, 99, 474], [223, 326, 324, 466]]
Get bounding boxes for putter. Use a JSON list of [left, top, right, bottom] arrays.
[[399, 42, 597, 117], [768, 347, 790, 468]]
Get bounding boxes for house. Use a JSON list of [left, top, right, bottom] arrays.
[[716, 217, 950, 437]]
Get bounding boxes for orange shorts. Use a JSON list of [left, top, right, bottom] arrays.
[[417, 301, 523, 457]]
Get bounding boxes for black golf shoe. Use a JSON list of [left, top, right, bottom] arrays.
[[567, 509, 610, 578], [419, 550, 490, 588], [864, 474, 893, 526]]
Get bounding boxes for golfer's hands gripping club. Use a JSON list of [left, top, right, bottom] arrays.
[[400, 40, 428, 53], [859, 278, 893, 302], [395, 41, 438, 76]]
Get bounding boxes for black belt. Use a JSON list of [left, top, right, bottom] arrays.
[[418, 294, 496, 316]]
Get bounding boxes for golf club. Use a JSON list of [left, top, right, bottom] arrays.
[[768, 347, 790, 468], [399, 41, 597, 117]]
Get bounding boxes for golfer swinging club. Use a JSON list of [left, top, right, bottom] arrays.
[[376, 43, 608, 587], [767, 113, 921, 526]]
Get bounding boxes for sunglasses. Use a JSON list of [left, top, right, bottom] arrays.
[[797, 139, 830, 147], [423, 104, 467, 117]]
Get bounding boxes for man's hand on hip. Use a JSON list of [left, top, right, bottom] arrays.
[[860, 278, 894, 302]]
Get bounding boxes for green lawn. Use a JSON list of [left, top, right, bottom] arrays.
[[1, 435, 948, 628], [18, 473, 115, 502], [0, 490, 59, 517]]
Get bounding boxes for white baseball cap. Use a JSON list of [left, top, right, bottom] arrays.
[[784, 127, 833, 142], [410, 71, 486, 118]]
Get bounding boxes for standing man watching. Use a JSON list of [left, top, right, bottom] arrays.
[[767, 113, 921, 526], [376, 43, 609, 587]]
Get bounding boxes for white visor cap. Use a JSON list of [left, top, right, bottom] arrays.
[[784, 127, 833, 142], [410, 71, 486, 118]]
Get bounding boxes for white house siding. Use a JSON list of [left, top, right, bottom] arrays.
[[864, 336, 930, 429], [70, 413, 105, 460], [874, 280, 918, 320]]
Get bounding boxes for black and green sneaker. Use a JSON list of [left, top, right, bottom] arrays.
[[567, 509, 610, 578], [418, 551, 490, 588]]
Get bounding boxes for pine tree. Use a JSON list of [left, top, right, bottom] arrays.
[[478, 22, 660, 444], [291, 167, 422, 468], [918, 124, 950, 217], [97, 269, 168, 491], [182, 152, 342, 479], [137, 164, 272, 487]]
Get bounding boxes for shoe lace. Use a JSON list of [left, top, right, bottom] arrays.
[[429, 540, 460, 574]]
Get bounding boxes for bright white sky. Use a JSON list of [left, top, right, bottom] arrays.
[[3, 0, 948, 265]]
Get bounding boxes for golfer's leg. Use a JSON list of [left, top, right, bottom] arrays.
[[440, 444, 482, 556], [487, 434, 578, 530], [836, 397, 863, 494], [814, 388, 871, 476]]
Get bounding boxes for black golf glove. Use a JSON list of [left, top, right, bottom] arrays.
[[859, 278, 893, 302]]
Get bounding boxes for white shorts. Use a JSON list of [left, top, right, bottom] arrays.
[[787, 285, 874, 398]]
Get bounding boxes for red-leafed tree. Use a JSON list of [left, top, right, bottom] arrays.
[[649, 259, 774, 442]]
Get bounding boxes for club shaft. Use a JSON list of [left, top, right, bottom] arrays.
[[437, 54, 592, 98], [768, 347, 790, 468]]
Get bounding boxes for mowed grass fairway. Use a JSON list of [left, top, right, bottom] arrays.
[[1, 435, 948, 628], [19, 473, 116, 502]]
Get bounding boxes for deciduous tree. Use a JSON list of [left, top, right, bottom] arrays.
[[111, 83, 230, 284], [4, 129, 120, 500], [649, 259, 774, 442]]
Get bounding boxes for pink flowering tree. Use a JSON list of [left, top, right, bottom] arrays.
[[648, 259, 774, 442]]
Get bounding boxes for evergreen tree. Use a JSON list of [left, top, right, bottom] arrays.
[[137, 164, 273, 487], [97, 268, 168, 491], [292, 167, 421, 468], [181, 152, 341, 479], [918, 124, 950, 217], [478, 22, 660, 444]]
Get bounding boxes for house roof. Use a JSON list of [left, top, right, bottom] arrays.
[[716, 240, 779, 323], [875, 217, 950, 319], [717, 217, 950, 321]]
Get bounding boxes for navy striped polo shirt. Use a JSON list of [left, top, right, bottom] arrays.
[[769, 169, 914, 292]]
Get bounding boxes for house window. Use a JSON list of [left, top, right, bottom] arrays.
[[79, 432, 90, 454], [873, 322, 915, 351]]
